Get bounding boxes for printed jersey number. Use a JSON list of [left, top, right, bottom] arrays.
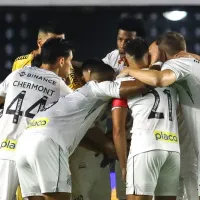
[[143, 89, 173, 121], [6, 90, 48, 124]]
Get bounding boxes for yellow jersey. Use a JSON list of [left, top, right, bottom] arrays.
[[12, 52, 83, 90], [12, 53, 34, 71]]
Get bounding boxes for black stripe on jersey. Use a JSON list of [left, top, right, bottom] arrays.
[[56, 146, 61, 192]]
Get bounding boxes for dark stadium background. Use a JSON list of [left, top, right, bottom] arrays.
[[1, 6, 200, 82]]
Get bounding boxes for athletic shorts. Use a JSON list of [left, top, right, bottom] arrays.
[[70, 147, 111, 200], [126, 150, 180, 196], [0, 159, 19, 200], [16, 134, 71, 198]]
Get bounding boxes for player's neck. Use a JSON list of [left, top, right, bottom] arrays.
[[129, 60, 146, 69], [40, 64, 59, 75]]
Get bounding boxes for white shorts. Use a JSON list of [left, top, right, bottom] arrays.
[[115, 161, 126, 199], [126, 150, 180, 196], [0, 159, 19, 200], [16, 134, 71, 198], [70, 147, 110, 200]]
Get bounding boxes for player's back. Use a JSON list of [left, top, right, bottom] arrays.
[[25, 80, 120, 155], [162, 58, 200, 153], [0, 66, 70, 156], [127, 84, 179, 156]]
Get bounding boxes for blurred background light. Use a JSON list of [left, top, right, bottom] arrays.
[[163, 10, 187, 21]]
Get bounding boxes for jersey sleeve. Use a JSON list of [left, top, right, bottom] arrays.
[[102, 52, 111, 65], [59, 80, 73, 96], [161, 58, 192, 81], [92, 81, 121, 100], [0, 71, 16, 96]]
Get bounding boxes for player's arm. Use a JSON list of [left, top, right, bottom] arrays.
[[0, 97, 5, 105], [93, 80, 149, 100], [112, 99, 128, 171], [81, 126, 117, 158], [79, 137, 102, 153], [120, 68, 176, 87], [118, 58, 192, 87], [119, 80, 149, 97]]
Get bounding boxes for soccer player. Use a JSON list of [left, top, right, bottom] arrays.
[[118, 32, 200, 200], [0, 37, 73, 200], [16, 61, 148, 200], [70, 59, 113, 200], [113, 38, 180, 200], [103, 13, 145, 74], [103, 13, 145, 200], [12, 21, 83, 90]]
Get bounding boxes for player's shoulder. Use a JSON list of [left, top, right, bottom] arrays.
[[106, 49, 119, 58], [164, 57, 195, 66], [14, 54, 30, 62], [12, 53, 34, 71]]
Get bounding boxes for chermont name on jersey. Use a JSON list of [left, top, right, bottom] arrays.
[[13, 81, 55, 97]]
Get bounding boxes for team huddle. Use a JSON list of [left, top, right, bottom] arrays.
[[0, 14, 200, 200]]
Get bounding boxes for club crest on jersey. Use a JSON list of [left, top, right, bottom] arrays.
[[27, 117, 49, 129], [154, 130, 178, 143], [0, 139, 17, 151]]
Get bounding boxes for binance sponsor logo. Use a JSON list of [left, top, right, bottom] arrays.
[[0, 139, 17, 151], [27, 117, 49, 129], [154, 130, 178, 143]]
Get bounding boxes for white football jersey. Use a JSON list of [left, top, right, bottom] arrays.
[[114, 77, 179, 156], [102, 49, 127, 74], [162, 58, 200, 154], [0, 66, 72, 160], [23, 80, 121, 156]]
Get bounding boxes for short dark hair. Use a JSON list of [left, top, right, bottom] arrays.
[[156, 32, 186, 56], [39, 21, 65, 35], [41, 38, 73, 65], [31, 54, 42, 67], [124, 37, 148, 60], [82, 58, 103, 71], [82, 58, 115, 81], [117, 13, 145, 37]]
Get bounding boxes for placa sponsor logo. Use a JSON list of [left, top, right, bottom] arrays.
[[27, 117, 49, 129], [0, 139, 17, 151], [154, 130, 178, 143]]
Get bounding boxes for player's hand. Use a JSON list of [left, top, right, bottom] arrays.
[[117, 68, 129, 78], [100, 154, 116, 168], [121, 168, 127, 182]]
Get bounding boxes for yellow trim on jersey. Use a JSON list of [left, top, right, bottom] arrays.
[[68, 65, 83, 90], [0, 139, 17, 151], [12, 53, 34, 71], [154, 130, 178, 143], [16, 187, 22, 200]]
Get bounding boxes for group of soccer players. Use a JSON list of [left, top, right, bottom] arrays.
[[0, 12, 200, 200]]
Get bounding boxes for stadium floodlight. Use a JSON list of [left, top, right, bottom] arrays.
[[163, 10, 187, 21]]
